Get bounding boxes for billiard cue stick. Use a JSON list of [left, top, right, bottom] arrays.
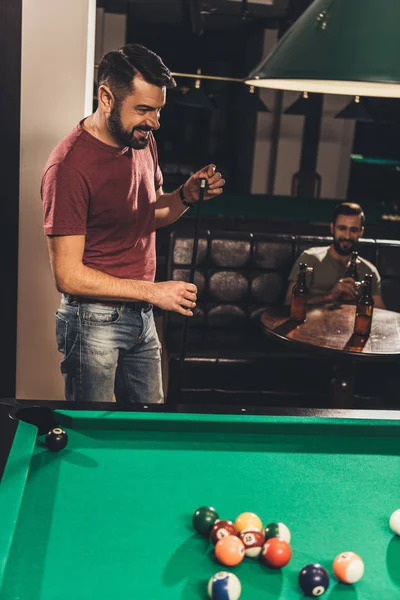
[[177, 177, 207, 402]]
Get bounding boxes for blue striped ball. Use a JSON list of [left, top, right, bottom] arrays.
[[207, 571, 241, 600]]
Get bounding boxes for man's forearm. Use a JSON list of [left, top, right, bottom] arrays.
[[155, 186, 190, 228], [56, 263, 156, 303]]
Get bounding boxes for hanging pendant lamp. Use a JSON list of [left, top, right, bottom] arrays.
[[246, 0, 400, 97]]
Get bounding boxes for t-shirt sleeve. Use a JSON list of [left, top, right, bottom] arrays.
[[149, 134, 163, 191], [41, 163, 89, 236], [371, 266, 381, 297]]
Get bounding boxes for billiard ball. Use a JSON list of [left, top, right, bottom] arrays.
[[260, 537, 292, 568], [239, 529, 265, 558], [299, 564, 330, 597], [234, 512, 263, 533], [207, 571, 241, 600], [264, 522, 291, 544], [215, 535, 245, 567], [45, 428, 68, 452], [193, 506, 219, 536], [333, 552, 364, 584], [389, 509, 400, 535], [210, 520, 237, 545]]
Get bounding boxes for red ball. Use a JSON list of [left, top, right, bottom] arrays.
[[260, 537, 292, 568], [239, 529, 265, 557], [210, 520, 237, 545], [215, 535, 245, 567]]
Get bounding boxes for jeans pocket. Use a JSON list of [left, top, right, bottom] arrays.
[[56, 310, 79, 360], [81, 305, 121, 326], [56, 313, 68, 353]]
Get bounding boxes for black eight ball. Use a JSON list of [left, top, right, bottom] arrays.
[[45, 428, 68, 452]]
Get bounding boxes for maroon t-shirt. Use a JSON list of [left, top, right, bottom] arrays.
[[41, 120, 163, 282]]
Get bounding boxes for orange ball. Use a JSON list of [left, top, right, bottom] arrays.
[[333, 552, 364, 584], [260, 537, 292, 568], [215, 535, 245, 567], [234, 512, 263, 533]]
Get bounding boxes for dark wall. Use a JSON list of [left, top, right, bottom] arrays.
[[125, 11, 265, 193], [348, 98, 400, 212]]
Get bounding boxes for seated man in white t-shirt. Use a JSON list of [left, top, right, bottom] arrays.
[[285, 202, 385, 309]]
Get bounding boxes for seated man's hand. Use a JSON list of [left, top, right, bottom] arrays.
[[329, 277, 358, 302]]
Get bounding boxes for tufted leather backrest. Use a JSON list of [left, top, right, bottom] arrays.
[[166, 231, 400, 352], [167, 231, 294, 350]]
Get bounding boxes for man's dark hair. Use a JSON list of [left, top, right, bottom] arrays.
[[332, 202, 365, 227], [97, 43, 176, 103]]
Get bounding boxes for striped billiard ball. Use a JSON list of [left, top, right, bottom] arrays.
[[333, 552, 364, 584], [210, 520, 237, 545], [239, 529, 265, 557], [264, 522, 291, 544], [208, 571, 241, 600]]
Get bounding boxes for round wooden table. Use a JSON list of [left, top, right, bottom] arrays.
[[261, 304, 400, 404]]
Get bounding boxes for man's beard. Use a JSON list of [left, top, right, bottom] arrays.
[[333, 237, 358, 256], [108, 103, 152, 149]]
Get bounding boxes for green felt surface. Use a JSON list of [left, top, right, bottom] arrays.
[[1, 411, 400, 600]]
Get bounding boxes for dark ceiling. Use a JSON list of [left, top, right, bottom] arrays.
[[98, 0, 314, 35]]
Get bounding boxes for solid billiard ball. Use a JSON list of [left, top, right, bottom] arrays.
[[215, 535, 245, 567], [207, 571, 241, 600], [210, 520, 237, 545], [299, 564, 330, 597], [333, 552, 364, 584], [239, 529, 265, 558], [234, 512, 263, 533], [389, 509, 400, 535], [193, 506, 219, 536], [264, 522, 291, 544], [45, 428, 68, 452], [260, 537, 292, 568]]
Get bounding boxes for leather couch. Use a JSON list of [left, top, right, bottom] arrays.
[[164, 230, 400, 407]]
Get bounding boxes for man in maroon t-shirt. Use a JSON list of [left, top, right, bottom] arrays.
[[41, 44, 225, 404]]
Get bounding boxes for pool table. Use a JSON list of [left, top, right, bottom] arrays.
[[1, 401, 400, 600]]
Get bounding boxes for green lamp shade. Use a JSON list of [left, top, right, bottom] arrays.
[[246, 0, 400, 97]]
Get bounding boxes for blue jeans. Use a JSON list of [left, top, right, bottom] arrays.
[[55, 295, 164, 404]]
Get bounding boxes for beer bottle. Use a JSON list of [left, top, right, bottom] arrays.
[[291, 263, 308, 322], [342, 250, 360, 303], [344, 251, 359, 280], [353, 273, 374, 336]]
